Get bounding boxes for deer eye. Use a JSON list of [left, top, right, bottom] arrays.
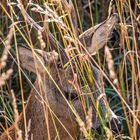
[[57, 58, 63, 68], [57, 57, 71, 69]]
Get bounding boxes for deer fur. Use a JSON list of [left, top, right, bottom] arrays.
[[0, 14, 119, 140]]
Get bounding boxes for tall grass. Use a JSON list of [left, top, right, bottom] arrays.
[[0, 0, 140, 139]]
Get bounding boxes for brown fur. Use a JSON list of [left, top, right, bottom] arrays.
[[0, 14, 118, 140]]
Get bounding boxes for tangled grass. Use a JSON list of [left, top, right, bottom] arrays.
[[0, 0, 140, 139]]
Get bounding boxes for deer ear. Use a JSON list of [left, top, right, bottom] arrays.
[[18, 47, 58, 74], [80, 14, 118, 55], [18, 47, 46, 73]]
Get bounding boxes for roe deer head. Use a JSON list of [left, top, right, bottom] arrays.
[[0, 14, 120, 140]]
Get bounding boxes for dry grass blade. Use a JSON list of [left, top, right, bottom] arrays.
[[105, 46, 118, 85], [0, 28, 13, 87], [0, 0, 139, 140], [61, 0, 78, 36], [11, 90, 22, 140]]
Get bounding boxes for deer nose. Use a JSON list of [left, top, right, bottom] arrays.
[[107, 117, 121, 134], [64, 91, 78, 100]]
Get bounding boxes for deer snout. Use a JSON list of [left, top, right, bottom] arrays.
[[108, 109, 121, 134], [109, 117, 121, 134], [64, 90, 78, 100]]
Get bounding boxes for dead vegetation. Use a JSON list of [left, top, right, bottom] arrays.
[[0, 0, 140, 140]]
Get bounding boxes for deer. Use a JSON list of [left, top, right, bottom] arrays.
[[0, 13, 120, 140]]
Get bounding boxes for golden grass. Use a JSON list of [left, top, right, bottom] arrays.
[[0, 0, 139, 139]]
